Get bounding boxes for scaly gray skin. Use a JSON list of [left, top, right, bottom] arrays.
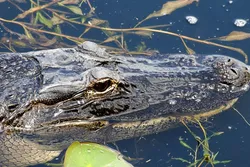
[[0, 41, 250, 167]]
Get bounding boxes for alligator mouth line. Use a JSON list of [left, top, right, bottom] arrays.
[[111, 98, 238, 130], [13, 98, 238, 133]]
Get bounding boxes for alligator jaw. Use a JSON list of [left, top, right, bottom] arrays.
[[25, 98, 238, 144]]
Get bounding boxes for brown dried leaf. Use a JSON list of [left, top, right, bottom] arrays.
[[51, 14, 64, 25], [38, 37, 58, 47], [217, 31, 250, 41], [83, 18, 107, 34], [159, 0, 199, 16], [128, 31, 153, 38], [61, 0, 81, 4], [15, 0, 26, 3], [123, 40, 128, 50], [180, 37, 195, 54], [89, 18, 107, 25], [15, 0, 60, 19], [186, 47, 195, 55], [101, 35, 121, 44], [135, 0, 199, 27]]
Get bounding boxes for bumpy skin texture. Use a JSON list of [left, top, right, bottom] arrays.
[[0, 41, 250, 166]]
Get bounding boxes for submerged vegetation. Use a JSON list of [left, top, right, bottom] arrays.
[[173, 120, 231, 167], [0, 0, 249, 62], [0, 0, 249, 166]]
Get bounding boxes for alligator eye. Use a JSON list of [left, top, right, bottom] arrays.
[[92, 79, 112, 92]]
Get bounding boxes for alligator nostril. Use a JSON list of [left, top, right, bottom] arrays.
[[231, 68, 238, 75], [225, 58, 234, 66]]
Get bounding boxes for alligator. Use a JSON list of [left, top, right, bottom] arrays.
[[1, 41, 250, 167]]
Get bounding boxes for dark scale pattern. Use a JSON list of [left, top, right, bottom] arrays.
[[0, 131, 61, 167], [0, 53, 42, 116], [1, 41, 250, 167]]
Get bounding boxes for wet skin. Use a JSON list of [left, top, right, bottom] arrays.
[[0, 41, 250, 166]]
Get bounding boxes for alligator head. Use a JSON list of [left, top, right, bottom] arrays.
[[2, 41, 250, 137], [1, 41, 250, 166]]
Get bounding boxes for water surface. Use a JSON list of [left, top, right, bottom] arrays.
[[1, 0, 250, 166]]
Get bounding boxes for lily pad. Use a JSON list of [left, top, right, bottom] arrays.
[[64, 141, 134, 167]]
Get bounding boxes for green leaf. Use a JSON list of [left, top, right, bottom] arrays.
[[58, 2, 83, 15], [172, 158, 191, 164], [51, 14, 64, 25], [179, 137, 194, 151], [187, 159, 202, 167], [79, 0, 87, 7], [37, 12, 53, 28], [136, 42, 147, 52], [206, 132, 224, 141], [64, 141, 134, 167], [33, 11, 39, 25], [64, 5, 83, 15], [12, 40, 27, 47], [212, 152, 219, 160], [54, 25, 62, 34], [23, 27, 34, 40], [54, 25, 63, 40], [211, 131, 224, 137], [81, 16, 87, 23], [213, 160, 231, 164], [61, 0, 81, 5]]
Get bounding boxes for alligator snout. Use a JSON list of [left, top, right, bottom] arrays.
[[211, 56, 250, 88]]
